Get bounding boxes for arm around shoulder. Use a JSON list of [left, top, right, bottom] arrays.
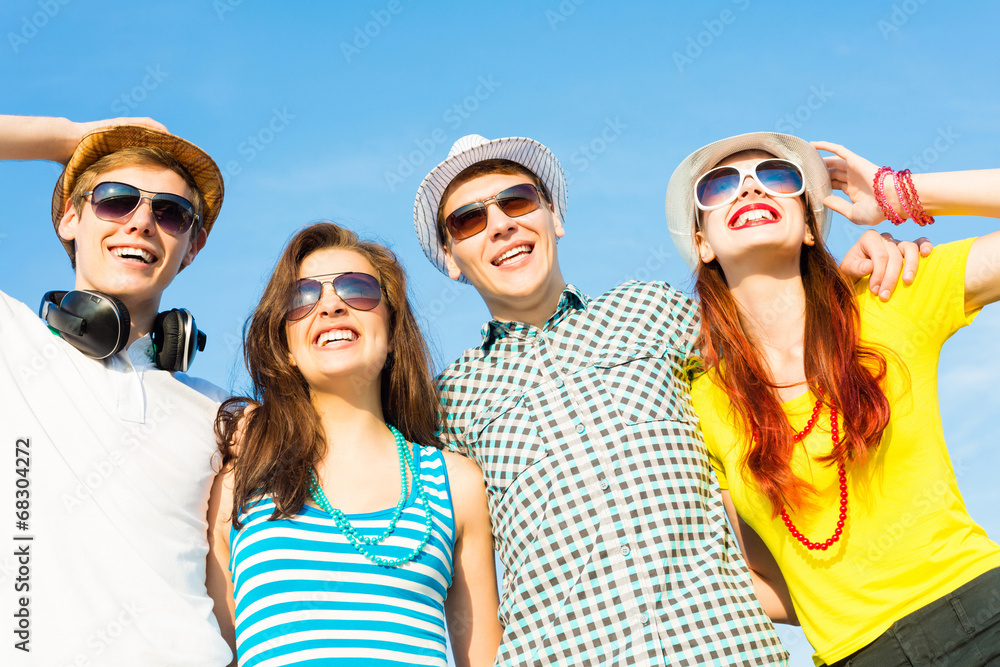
[[442, 451, 502, 667], [206, 463, 237, 666]]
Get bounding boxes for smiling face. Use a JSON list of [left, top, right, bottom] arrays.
[[285, 248, 391, 397], [57, 164, 205, 312], [441, 172, 566, 323], [695, 150, 814, 273]]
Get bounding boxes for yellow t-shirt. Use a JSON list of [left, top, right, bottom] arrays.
[[691, 238, 1000, 666]]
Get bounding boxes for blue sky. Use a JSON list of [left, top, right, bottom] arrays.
[[2, 1, 998, 663]]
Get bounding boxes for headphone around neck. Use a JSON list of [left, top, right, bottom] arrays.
[[39, 290, 207, 372]]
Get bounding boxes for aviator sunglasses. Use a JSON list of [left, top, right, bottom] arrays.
[[285, 272, 383, 321], [84, 181, 199, 236], [445, 183, 546, 240], [694, 159, 805, 211]]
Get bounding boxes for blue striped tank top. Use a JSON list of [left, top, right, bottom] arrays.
[[230, 443, 455, 666]]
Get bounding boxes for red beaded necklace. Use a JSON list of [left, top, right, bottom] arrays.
[[777, 397, 848, 551]]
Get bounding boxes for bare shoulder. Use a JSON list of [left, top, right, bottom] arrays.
[[441, 450, 487, 499]]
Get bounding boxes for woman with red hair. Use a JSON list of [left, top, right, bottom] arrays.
[[665, 133, 1000, 667]]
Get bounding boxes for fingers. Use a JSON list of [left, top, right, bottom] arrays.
[[874, 232, 904, 299], [823, 193, 852, 218], [895, 240, 921, 284], [840, 229, 886, 288], [915, 236, 934, 256], [811, 141, 853, 160]]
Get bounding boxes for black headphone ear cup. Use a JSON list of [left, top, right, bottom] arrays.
[[152, 309, 198, 372], [41, 290, 130, 359]]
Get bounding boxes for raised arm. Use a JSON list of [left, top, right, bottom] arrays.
[[442, 451, 502, 667], [814, 140, 1000, 310], [0, 114, 167, 163]]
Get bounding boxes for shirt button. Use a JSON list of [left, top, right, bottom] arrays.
[[576, 424, 585, 434], [639, 612, 650, 624], [599, 479, 610, 490], [621, 545, 630, 557], [555, 378, 564, 388]]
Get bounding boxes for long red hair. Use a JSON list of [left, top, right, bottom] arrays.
[[695, 213, 891, 514]]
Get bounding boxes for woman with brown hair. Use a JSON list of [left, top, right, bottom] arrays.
[[206, 222, 501, 666], [665, 134, 1000, 666]]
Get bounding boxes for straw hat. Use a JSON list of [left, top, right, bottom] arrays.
[[51, 124, 224, 258], [665, 132, 831, 270]]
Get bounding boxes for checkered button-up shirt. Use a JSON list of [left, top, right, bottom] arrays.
[[437, 282, 787, 666]]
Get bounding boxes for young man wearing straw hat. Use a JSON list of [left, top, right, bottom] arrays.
[[0, 115, 233, 666], [413, 134, 923, 666]]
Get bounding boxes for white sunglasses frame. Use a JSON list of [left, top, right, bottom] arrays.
[[694, 159, 806, 212]]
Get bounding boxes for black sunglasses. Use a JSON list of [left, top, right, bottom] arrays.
[[444, 183, 545, 240], [84, 181, 198, 236], [285, 272, 383, 321]]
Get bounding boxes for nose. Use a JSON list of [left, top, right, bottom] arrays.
[[738, 174, 763, 200], [125, 196, 158, 236], [484, 200, 518, 239], [315, 282, 348, 317]]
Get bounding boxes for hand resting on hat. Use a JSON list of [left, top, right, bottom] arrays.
[[0, 114, 168, 165]]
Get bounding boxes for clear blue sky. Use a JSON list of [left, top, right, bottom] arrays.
[[2, 1, 998, 664]]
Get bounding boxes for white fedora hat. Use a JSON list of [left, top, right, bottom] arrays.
[[665, 132, 832, 271], [413, 134, 568, 280]]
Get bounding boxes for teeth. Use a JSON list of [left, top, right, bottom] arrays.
[[113, 247, 155, 263], [735, 209, 776, 226], [318, 329, 358, 346], [494, 245, 531, 266]]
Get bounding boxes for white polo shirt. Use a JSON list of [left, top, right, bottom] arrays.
[[1, 290, 232, 666]]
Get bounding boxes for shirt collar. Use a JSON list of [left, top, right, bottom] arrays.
[[479, 284, 589, 350]]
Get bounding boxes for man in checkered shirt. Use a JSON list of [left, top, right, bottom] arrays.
[[412, 134, 909, 666]]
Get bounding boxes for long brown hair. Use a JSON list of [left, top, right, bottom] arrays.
[[695, 211, 891, 515], [216, 222, 441, 527]]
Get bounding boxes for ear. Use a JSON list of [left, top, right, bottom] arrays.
[[552, 212, 565, 239], [443, 245, 463, 281], [803, 226, 816, 247], [695, 230, 716, 264], [56, 199, 79, 243], [181, 228, 208, 268]]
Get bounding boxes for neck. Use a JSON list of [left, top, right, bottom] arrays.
[[310, 389, 389, 460], [490, 276, 567, 329], [119, 295, 161, 348]]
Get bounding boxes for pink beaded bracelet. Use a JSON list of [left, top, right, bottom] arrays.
[[873, 166, 906, 225], [896, 169, 935, 226]]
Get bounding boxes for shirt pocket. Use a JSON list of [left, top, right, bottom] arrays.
[[591, 341, 696, 426], [464, 391, 551, 493]]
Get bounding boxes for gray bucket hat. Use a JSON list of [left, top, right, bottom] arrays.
[[665, 132, 832, 271], [413, 134, 568, 280]]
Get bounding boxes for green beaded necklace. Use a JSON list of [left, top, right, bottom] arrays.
[[308, 424, 433, 568]]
